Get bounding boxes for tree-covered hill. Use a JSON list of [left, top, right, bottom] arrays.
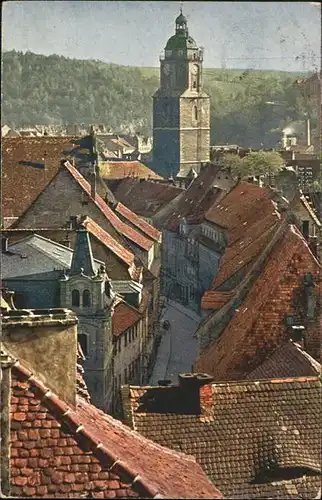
[[3, 50, 315, 147]]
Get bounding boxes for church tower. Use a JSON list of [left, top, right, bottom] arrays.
[[152, 9, 210, 178], [59, 228, 115, 411]]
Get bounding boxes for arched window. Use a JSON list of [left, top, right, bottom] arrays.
[[193, 106, 198, 121], [78, 334, 88, 357], [72, 289, 80, 307], [83, 289, 91, 308]]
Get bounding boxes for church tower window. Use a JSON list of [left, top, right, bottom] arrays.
[[83, 289, 91, 308], [193, 106, 198, 120], [72, 289, 80, 307]]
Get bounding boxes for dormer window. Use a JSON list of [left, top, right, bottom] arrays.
[[252, 465, 320, 484]]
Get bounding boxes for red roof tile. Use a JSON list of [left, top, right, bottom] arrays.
[[152, 164, 228, 231], [194, 224, 321, 380], [112, 301, 142, 338], [246, 341, 321, 380], [212, 216, 281, 291], [99, 161, 163, 180], [81, 216, 135, 268], [205, 181, 274, 231], [2, 136, 78, 219], [201, 291, 235, 310], [115, 202, 161, 242], [9, 360, 222, 499], [64, 162, 153, 252], [122, 377, 321, 499]]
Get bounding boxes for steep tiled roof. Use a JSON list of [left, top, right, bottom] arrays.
[[201, 291, 235, 310], [194, 225, 321, 380], [123, 377, 321, 499], [99, 161, 163, 180], [115, 203, 161, 242], [2, 136, 78, 220], [81, 217, 135, 268], [205, 181, 274, 231], [112, 300, 142, 338], [64, 161, 153, 251], [163, 164, 227, 231], [113, 179, 183, 217], [9, 360, 221, 499], [211, 217, 281, 291], [246, 341, 321, 380]]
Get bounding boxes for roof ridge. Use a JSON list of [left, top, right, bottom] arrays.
[[115, 202, 161, 241], [63, 161, 153, 252], [127, 376, 320, 390], [11, 361, 165, 498], [82, 216, 135, 267]]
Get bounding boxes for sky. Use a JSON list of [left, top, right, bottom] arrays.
[[2, 1, 321, 72]]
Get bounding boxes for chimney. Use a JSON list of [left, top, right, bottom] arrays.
[[306, 118, 311, 146], [178, 373, 214, 414], [2, 308, 78, 406], [1, 237, 8, 253]]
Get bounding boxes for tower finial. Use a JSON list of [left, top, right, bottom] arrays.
[[180, 1, 183, 14]]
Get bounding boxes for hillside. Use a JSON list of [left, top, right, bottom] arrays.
[[2, 50, 315, 147]]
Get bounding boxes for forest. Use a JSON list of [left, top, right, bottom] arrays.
[[3, 50, 316, 148]]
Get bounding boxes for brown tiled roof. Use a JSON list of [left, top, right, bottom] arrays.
[[99, 161, 163, 180], [64, 162, 153, 251], [115, 203, 161, 242], [81, 216, 135, 268], [194, 225, 321, 380], [112, 301, 142, 338], [2, 136, 78, 219], [123, 377, 321, 499], [113, 179, 183, 217], [205, 181, 274, 231], [201, 291, 235, 310], [9, 360, 221, 499], [212, 217, 281, 291], [246, 341, 321, 380], [164, 164, 227, 231]]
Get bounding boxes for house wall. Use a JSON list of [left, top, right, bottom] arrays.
[[16, 168, 121, 242], [112, 315, 146, 415], [161, 228, 221, 313], [2, 319, 77, 407]]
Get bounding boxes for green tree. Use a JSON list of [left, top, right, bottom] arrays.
[[222, 151, 285, 179]]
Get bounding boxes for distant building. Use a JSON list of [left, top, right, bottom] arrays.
[[152, 9, 210, 178]]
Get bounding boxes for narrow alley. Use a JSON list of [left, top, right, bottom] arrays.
[[149, 297, 200, 385]]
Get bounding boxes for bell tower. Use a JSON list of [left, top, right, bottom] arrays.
[[152, 8, 210, 178], [59, 228, 115, 411]]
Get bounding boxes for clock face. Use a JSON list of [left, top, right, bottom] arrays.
[[191, 64, 199, 75], [163, 64, 171, 75]]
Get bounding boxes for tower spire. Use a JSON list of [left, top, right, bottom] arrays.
[[180, 2, 183, 14], [70, 228, 96, 277]]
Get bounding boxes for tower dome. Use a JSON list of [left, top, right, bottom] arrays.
[[165, 8, 197, 51]]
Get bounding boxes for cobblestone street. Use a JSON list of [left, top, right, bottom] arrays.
[[149, 298, 200, 385]]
